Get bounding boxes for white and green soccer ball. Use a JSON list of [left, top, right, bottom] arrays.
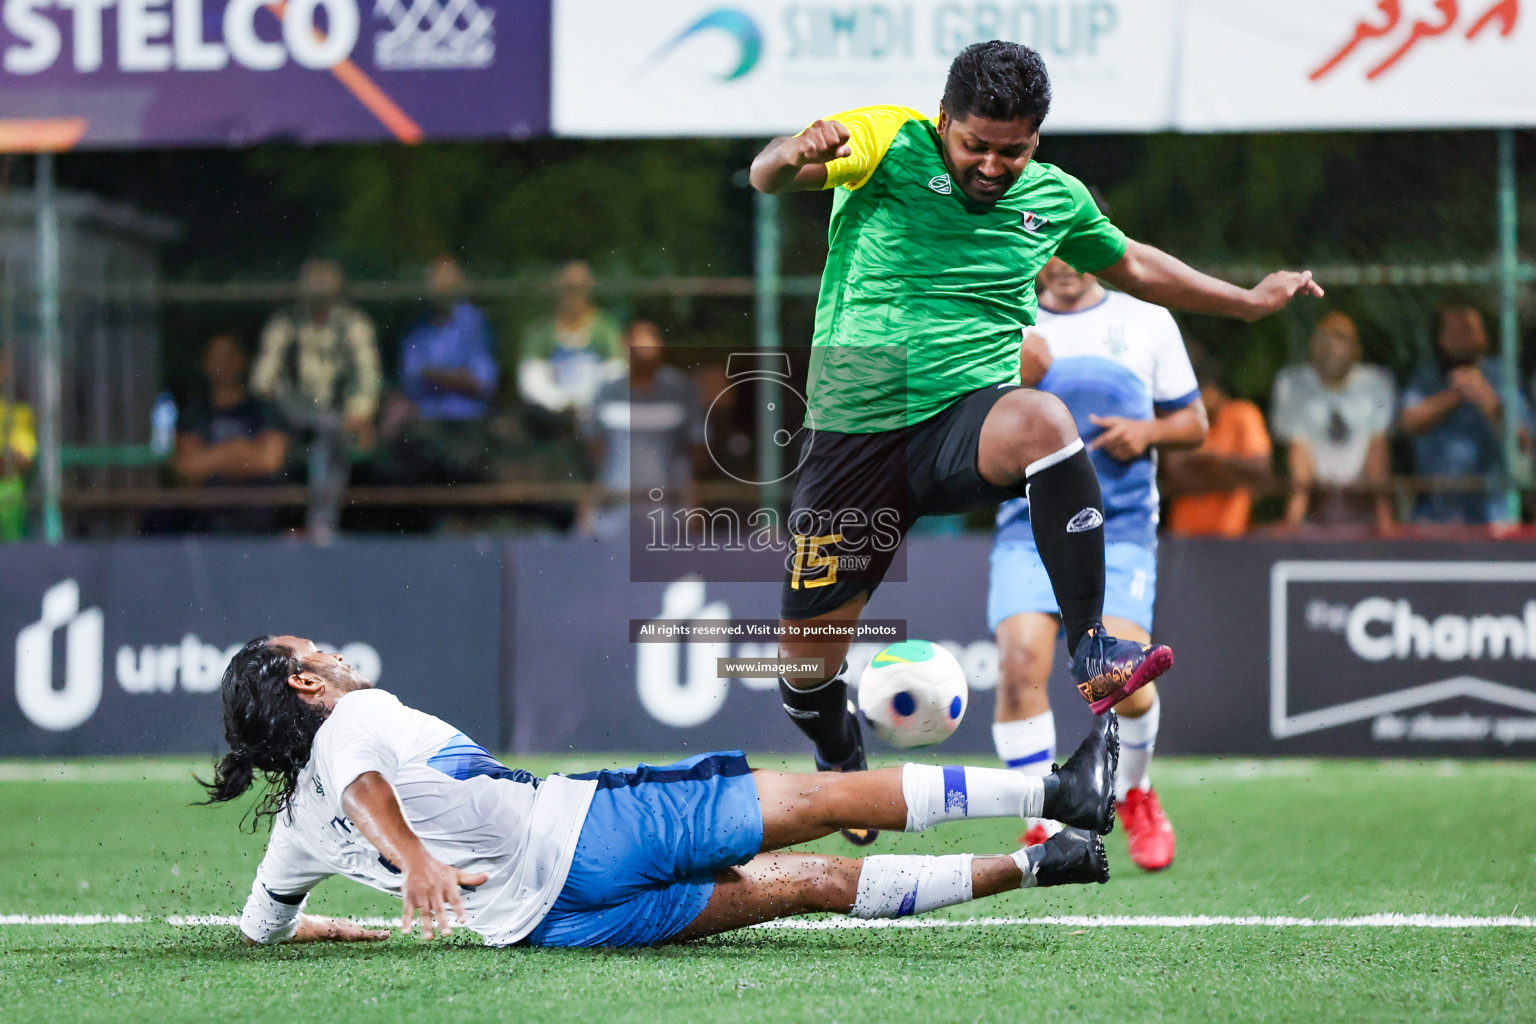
[[857, 640, 968, 749]]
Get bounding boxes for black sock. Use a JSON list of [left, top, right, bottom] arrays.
[[779, 674, 856, 766], [1041, 773, 1061, 817], [1023, 443, 1106, 652]]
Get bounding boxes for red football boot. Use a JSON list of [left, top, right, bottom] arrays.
[[1116, 786, 1175, 871]]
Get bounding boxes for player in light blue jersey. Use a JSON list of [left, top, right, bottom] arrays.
[[988, 257, 1208, 872]]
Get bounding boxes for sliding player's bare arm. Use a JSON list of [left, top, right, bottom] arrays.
[[1098, 239, 1323, 322], [341, 771, 489, 939], [241, 914, 392, 946], [242, 772, 490, 946]]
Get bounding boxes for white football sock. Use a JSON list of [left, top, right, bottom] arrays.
[[992, 713, 1056, 775], [994, 715, 1061, 834], [901, 764, 1044, 831], [850, 854, 974, 919], [1116, 696, 1160, 799]]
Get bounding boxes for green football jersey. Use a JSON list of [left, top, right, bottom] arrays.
[[806, 105, 1128, 433]]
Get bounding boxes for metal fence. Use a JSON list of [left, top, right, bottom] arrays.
[[1, 172, 176, 540], [0, 132, 1533, 540]]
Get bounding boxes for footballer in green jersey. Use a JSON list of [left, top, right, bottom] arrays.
[[750, 41, 1321, 844]]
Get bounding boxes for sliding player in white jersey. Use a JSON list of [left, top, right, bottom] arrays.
[[203, 635, 1122, 948], [989, 257, 1207, 872]]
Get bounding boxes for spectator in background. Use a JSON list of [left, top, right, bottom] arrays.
[[1400, 304, 1533, 525], [582, 320, 703, 536], [520, 260, 623, 419], [1271, 312, 1395, 530], [1163, 348, 1272, 537], [0, 347, 35, 541], [251, 259, 381, 540], [692, 361, 756, 484], [172, 334, 289, 533], [252, 259, 382, 444], [0, 346, 34, 477], [379, 257, 499, 483]]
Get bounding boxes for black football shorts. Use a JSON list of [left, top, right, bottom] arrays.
[[780, 381, 1027, 621]]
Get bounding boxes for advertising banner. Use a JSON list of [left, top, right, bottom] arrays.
[[552, 0, 1179, 137], [0, 0, 549, 147], [1178, 0, 1536, 131], [508, 534, 1098, 755], [0, 539, 503, 756], [1154, 537, 1536, 756], [8, 535, 1534, 759], [514, 534, 1536, 759]]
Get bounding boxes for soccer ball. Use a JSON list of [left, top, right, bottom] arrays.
[[857, 640, 968, 748]]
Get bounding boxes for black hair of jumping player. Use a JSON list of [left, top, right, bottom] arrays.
[[942, 40, 1053, 128], [197, 635, 329, 829]]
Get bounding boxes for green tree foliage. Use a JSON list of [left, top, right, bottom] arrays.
[[56, 129, 1532, 399], [1089, 131, 1526, 397], [249, 139, 758, 279]]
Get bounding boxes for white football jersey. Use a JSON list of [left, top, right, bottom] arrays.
[[1035, 291, 1197, 404], [239, 688, 596, 947], [997, 290, 1199, 548]]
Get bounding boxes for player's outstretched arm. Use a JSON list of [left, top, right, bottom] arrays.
[[1098, 239, 1324, 322], [241, 915, 390, 946], [293, 915, 391, 943], [342, 771, 489, 939], [749, 119, 852, 194]]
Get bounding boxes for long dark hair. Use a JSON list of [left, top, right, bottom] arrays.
[[198, 636, 330, 829]]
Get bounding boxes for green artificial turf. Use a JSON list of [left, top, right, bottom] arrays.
[[3, 755, 1534, 1023]]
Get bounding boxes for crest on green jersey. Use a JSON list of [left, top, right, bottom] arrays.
[[927, 174, 952, 195]]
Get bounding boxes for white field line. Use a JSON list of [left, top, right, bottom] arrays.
[[1, 915, 146, 924], [0, 763, 204, 783], [163, 916, 400, 928], [753, 914, 1536, 930], [3, 913, 1533, 930], [0, 758, 1515, 786]]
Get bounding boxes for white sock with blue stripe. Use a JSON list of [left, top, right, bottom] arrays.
[[901, 764, 1044, 832], [992, 713, 1056, 776], [850, 855, 974, 919], [1116, 693, 1160, 799]]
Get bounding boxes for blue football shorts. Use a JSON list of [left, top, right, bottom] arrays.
[[524, 751, 763, 948], [987, 539, 1158, 636]]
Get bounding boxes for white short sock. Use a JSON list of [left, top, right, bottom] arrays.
[[1116, 696, 1160, 800], [992, 713, 1056, 776], [1009, 847, 1040, 889], [851, 854, 974, 919], [902, 764, 1044, 831]]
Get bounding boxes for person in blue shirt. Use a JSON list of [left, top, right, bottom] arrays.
[[399, 257, 499, 422], [1399, 304, 1533, 525], [380, 258, 500, 486]]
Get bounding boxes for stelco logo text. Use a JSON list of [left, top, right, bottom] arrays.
[[1307, 597, 1536, 663], [3, 0, 361, 74], [0, 0, 496, 75], [14, 579, 381, 732]]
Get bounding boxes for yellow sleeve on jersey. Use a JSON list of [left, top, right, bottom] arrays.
[[809, 106, 932, 190]]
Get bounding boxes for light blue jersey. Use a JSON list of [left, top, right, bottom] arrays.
[[995, 291, 1199, 551]]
